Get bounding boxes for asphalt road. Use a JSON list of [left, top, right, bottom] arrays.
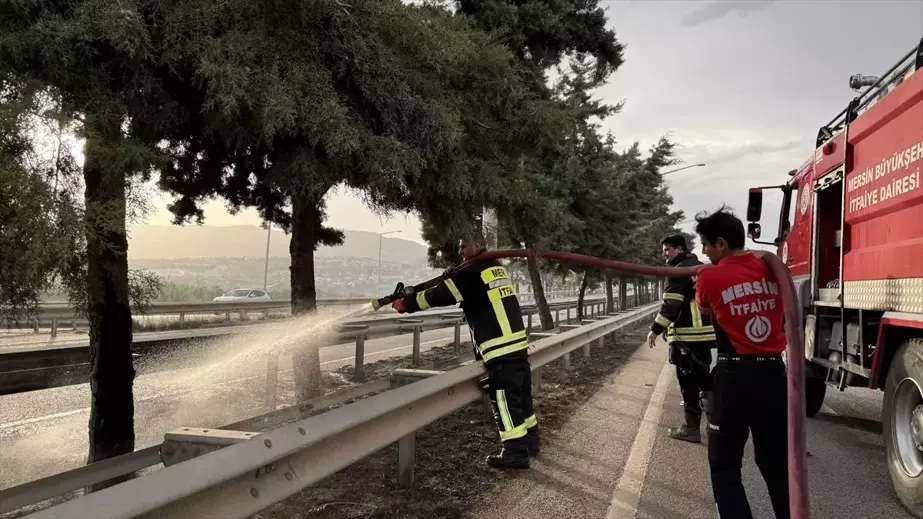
[[0, 324, 467, 489], [0, 306, 583, 490], [472, 338, 910, 519]]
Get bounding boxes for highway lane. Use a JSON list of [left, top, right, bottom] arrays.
[[473, 338, 910, 519], [0, 306, 582, 490], [0, 326, 460, 489]]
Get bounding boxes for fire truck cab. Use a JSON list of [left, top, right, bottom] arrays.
[[746, 38, 923, 516]]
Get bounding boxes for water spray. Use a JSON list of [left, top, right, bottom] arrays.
[[373, 248, 809, 519]]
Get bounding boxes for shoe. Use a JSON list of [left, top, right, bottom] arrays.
[[668, 411, 702, 444], [486, 442, 530, 469], [525, 427, 541, 456]]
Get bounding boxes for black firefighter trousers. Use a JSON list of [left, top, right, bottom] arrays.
[[670, 343, 713, 418], [708, 358, 790, 519], [483, 359, 538, 454]]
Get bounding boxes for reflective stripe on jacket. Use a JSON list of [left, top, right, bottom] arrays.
[[400, 255, 528, 364]]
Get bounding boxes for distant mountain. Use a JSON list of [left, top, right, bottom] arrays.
[[128, 225, 430, 264]]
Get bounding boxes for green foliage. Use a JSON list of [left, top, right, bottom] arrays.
[[456, 0, 624, 86], [0, 81, 83, 324]]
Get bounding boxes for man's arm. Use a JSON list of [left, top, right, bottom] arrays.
[[650, 275, 691, 335], [694, 270, 713, 317], [397, 275, 465, 313]]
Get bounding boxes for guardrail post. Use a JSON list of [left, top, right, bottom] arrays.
[[527, 313, 533, 334], [554, 308, 559, 326], [583, 341, 591, 358], [532, 367, 542, 391], [224, 311, 231, 322], [561, 351, 571, 371], [398, 433, 415, 488], [33, 319, 39, 333], [265, 354, 278, 410], [453, 321, 462, 357], [412, 326, 422, 367], [51, 318, 58, 339], [354, 334, 366, 382], [179, 311, 185, 324]]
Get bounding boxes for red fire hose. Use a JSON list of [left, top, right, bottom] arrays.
[[374, 248, 809, 518]]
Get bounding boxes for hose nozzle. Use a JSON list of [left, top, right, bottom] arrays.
[[370, 282, 413, 312]]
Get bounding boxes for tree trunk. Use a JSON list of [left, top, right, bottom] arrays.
[[618, 277, 628, 311], [605, 271, 614, 314], [290, 191, 323, 400], [577, 271, 589, 321], [84, 117, 135, 487], [526, 247, 554, 330]]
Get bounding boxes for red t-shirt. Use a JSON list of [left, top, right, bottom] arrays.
[[695, 252, 786, 355]]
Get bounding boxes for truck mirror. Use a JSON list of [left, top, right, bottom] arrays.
[[746, 188, 763, 222], [748, 222, 762, 240]]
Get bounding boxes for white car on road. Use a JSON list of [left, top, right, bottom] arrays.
[[212, 289, 271, 303]]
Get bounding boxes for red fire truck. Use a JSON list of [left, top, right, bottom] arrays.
[[746, 38, 923, 515]]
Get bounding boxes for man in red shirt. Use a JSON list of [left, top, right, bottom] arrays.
[[693, 206, 790, 519]]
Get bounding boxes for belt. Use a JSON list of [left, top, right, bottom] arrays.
[[717, 354, 783, 364]]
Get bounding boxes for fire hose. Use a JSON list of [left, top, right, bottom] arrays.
[[371, 248, 809, 519]]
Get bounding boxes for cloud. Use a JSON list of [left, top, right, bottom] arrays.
[[679, 1, 775, 28], [679, 138, 805, 166]]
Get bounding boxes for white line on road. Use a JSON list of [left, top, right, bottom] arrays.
[[606, 358, 673, 519]]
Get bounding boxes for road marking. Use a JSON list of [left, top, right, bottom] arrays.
[[606, 358, 673, 519]]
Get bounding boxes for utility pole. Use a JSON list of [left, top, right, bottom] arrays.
[[263, 222, 271, 291], [378, 230, 400, 295]]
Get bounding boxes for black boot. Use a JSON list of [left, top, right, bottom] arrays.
[[525, 426, 541, 456], [668, 410, 702, 443], [486, 439, 530, 469]]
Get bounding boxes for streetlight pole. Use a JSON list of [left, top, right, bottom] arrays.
[[661, 163, 706, 176], [378, 230, 400, 295], [263, 222, 272, 291]]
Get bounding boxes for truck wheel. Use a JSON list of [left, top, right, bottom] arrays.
[[805, 377, 826, 417], [883, 338, 923, 517]]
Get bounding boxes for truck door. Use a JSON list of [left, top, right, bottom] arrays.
[[780, 168, 813, 277]]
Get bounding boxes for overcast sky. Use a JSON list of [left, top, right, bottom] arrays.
[[142, 0, 923, 248]]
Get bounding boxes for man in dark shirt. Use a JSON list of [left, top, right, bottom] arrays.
[[393, 237, 538, 469], [693, 207, 790, 519]]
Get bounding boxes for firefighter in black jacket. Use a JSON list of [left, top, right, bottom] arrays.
[[393, 238, 538, 469], [646, 234, 717, 443]]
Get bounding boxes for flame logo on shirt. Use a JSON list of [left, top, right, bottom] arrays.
[[745, 315, 772, 343]]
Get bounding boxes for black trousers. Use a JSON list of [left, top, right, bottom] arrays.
[[484, 359, 537, 450], [707, 358, 790, 519], [670, 343, 713, 416]]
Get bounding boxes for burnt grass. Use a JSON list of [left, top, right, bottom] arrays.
[[256, 328, 649, 519]]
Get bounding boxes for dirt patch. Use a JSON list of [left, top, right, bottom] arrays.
[[255, 328, 648, 519]]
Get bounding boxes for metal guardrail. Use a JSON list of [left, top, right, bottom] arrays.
[[13, 301, 658, 519], [37, 290, 595, 318], [30, 290, 600, 338]]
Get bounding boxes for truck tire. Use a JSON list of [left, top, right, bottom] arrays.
[[883, 338, 923, 518], [805, 377, 826, 417]]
